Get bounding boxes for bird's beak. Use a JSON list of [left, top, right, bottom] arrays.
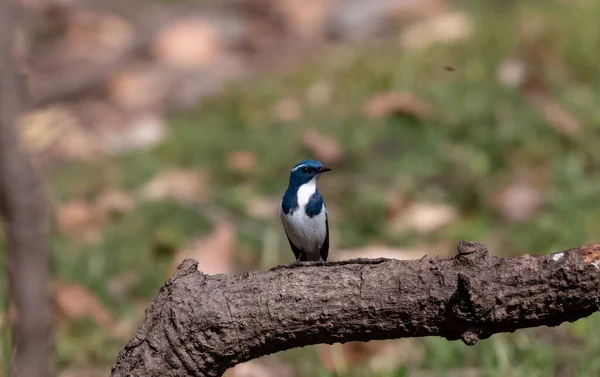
[[317, 166, 331, 174]]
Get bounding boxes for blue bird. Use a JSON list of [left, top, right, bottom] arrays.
[[279, 159, 331, 263]]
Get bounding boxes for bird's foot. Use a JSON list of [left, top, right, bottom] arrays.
[[317, 258, 325, 266]]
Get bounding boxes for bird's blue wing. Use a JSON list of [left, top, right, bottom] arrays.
[[320, 210, 329, 262]]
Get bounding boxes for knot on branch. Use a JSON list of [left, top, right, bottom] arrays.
[[444, 272, 486, 345], [455, 241, 491, 269], [461, 331, 479, 346], [178, 258, 199, 271], [457, 240, 489, 256], [166, 259, 204, 286]]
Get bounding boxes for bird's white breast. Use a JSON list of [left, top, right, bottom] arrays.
[[296, 178, 316, 209]]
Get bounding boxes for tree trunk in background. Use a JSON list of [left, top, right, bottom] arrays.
[[0, 1, 53, 377]]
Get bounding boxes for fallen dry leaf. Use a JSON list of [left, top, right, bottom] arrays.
[[317, 343, 375, 374], [362, 91, 431, 120], [66, 11, 133, 60], [224, 356, 295, 377], [246, 196, 280, 220], [54, 126, 102, 162], [99, 113, 168, 155], [56, 200, 104, 243], [318, 339, 423, 374], [108, 65, 170, 111], [55, 283, 113, 329], [96, 190, 136, 219], [140, 169, 208, 204], [529, 93, 581, 138], [368, 339, 424, 372], [227, 150, 258, 173], [302, 128, 343, 165], [391, 0, 448, 20], [77, 99, 126, 135], [384, 189, 410, 219], [53, 191, 134, 242], [19, 106, 102, 162], [279, 0, 336, 40], [19, 106, 73, 153], [517, 12, 549, 45], [400, 11, 473, 51], [172, 221, 236, 275], [497, 57, 527, 88], [273, 97, 303, 122], [491, 181, 543, 222], [386, 201, 457, 234], [153, 19, 220, 68]]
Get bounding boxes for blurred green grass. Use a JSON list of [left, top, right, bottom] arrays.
[[4, 0, 600, 376]]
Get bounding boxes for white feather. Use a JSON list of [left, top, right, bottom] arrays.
[[296, 178, 316, 208]]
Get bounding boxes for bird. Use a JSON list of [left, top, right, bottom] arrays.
[[279, 159, 331, 264]]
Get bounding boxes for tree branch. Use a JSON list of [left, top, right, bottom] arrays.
[[111, 241, 600, 377]]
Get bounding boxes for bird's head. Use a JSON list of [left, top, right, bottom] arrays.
[[288, 159, 331, 187]]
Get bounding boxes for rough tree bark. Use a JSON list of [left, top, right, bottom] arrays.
[[0, 1, 53, 376], [112, 241, 600, 377]]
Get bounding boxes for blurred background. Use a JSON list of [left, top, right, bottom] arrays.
[[2, 0, 600, 376]]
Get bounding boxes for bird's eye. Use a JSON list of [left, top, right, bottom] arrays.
[[301, 167, 308, 173]]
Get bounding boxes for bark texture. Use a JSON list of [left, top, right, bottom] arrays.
[[0, 1, 53, 376], [112, 241, 600, 377]]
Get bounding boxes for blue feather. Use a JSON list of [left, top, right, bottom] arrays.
[[281, 190, 298, 215], [305, 191, 324, 218]]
